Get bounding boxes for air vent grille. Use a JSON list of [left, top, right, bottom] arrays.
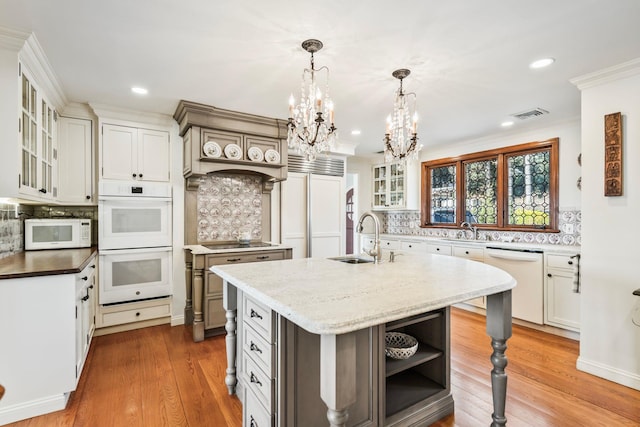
[[288, 154, 344, 177], [511, 108, 549, 120]]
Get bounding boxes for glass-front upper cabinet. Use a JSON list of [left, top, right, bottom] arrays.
[[372, 161, 419, 210], [19, 64, 57, 200]]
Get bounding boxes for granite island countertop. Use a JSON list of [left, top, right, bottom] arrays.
[[211, 253, 515, 335], [0, 246, 98, 280]]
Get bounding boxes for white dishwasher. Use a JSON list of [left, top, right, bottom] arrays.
[[485, 247, 544, 324]]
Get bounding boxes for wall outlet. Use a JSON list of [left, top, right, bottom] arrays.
[[563, 223, 574, 234]]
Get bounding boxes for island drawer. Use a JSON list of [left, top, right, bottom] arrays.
[[244, 382, 273, 427], [243, 322, 274, 376], [452, 246, 484, 261], [244, 295, 275, 343], [206, 250, 287, 267], [400, 240, 428, 252], [242, 352, 274, 412]]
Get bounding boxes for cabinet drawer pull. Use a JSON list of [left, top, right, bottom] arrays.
[[465, 251, 470, 255], [250, 309, 263, 320], [250, 372, 262, 387], [256, 255, 270, 260], [567, 260, 573, 265], [547, 273, 552, 277], [250, 341, 262, 354], [250, 415, 258, 427], [227, 258, 242, 262], [436, 248, 440, 251], [82, 276, 88, 281], [81, 294, 89, 302]]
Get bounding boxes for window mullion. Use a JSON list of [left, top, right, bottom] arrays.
[[497, 153, 505, 228], [456, 160, 464, 226]]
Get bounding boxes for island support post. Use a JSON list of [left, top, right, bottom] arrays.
[[486, 290, 512, 427]]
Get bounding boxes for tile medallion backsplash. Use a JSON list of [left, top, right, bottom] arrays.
[[197, 173, 263, 242], [0, 203, 22, 259], [382, 209, 581, 246]]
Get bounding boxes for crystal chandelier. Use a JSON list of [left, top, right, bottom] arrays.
[[287, 39, 337, 161], [384, 69, 422, 162]]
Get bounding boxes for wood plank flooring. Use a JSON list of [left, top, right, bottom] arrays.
[[5, 308, 640, 426]]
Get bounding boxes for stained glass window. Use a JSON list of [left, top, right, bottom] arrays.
[[421, 139, 558, 230], [430, 164, 456, 223], [507, 150, 550, 226], [464, 159, 497, 224]]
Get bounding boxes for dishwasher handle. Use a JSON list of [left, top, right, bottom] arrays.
[[486, 248, 542, 262]]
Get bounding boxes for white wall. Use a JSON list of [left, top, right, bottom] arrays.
[[573, 59, 640, 389], [346, 156, 375, 237]]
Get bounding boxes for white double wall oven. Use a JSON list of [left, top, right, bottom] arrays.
[[98, 180, 173, 305]]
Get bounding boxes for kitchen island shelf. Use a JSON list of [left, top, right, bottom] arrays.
[[386, 369, 446, 418], [386, 343, 443, 377]]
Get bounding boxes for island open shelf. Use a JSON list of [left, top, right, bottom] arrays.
[[384, 307, 451, 424]]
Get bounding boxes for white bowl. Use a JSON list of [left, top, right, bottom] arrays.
[[385, 332, 418, 360]]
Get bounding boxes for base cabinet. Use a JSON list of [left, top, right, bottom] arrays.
[[544, 254, 580, 332], [237, 292, 451, 427]]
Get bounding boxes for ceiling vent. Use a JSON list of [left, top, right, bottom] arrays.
[[511, 108, 549, 120]]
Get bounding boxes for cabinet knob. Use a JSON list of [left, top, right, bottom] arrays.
[[436, 248, 440, 251], [86, 195, 91, 200], [465, 251, 470, 255], [547, 273, 552, 277], [136, 291, 141, 295], [139, 174, 143, 178], [39, 188, 47, 193], [409, 245, 413, 248], [136, 312, 141, 317], [82, 276, 88, 281], [568, 260, 573, 265], [89, 284, 94, 289], [132, 173, 137, 178]]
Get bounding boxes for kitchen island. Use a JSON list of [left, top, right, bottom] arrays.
[[212, 253, 515, 426]]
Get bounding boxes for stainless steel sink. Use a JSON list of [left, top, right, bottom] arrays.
[[329, 256, 374, 264]]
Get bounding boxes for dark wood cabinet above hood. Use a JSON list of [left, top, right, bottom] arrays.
[[174, 100, 289, 182]]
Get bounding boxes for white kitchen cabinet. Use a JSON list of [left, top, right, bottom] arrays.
[[372, 160, 419, 210], [281, 171, 344, 259], [18, 63, 58, 201], [58, 116, 94, 204], [0, 251, 96, 425], [101, 124, 170, 182], [544, 253, 580, 332], [75, 256, 97, 381], [426, 242, 452, 256], [400, 240, 428, 253], [452, 245, 486, 308]]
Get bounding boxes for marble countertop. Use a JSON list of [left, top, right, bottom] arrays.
[[364, 233, 580, 255], [211, 253, 515, 335], [184, 242, 293, 255]]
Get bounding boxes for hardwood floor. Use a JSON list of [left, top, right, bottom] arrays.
[[6, 308, 640, 426]]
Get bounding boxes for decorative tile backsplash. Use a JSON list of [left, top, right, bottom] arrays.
[[0, 203, 22, 259], [382, 209, 581, 245], [196, 173, 263, 242]]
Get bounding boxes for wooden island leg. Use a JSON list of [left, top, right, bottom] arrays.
[[320, 332, 357, 427], [223, 281, 238, 395], [192, 268, 205, 342], [485, 290, 512, 427], [184, 259, 194, 325]]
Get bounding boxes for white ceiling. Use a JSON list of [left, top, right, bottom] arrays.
[[2, 0, 640, 156]]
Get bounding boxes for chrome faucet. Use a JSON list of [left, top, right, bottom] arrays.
[[356, 211, 382, 263], [460, 221, 478, 240]]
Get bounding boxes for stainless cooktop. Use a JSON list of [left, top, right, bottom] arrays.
[[203, 242, 277, 250]]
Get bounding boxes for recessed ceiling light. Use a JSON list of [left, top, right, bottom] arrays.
[[131, 86, 148, 95], [351, 130, 362, 136], [529, 58, 555, 69], [501, 121, 514, 127]]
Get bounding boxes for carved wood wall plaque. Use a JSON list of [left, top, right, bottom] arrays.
[[604, 112, 622, 196]]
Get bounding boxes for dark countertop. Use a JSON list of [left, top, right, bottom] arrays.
[[0, 246, 98, 280]]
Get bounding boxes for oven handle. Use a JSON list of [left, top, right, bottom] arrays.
[[98, 195, 172, 202], [99, 246, 172, 255]]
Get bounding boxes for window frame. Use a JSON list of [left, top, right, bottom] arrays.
[[420, 138, 559, 232]]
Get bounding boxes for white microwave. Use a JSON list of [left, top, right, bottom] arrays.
[[25, 218, 92, 250]]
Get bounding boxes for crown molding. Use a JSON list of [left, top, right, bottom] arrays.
[[570, 57, 640, 90], [0, 26, 29, 51], [19, 33, 67, 108], [89, 102, 177, 129]]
